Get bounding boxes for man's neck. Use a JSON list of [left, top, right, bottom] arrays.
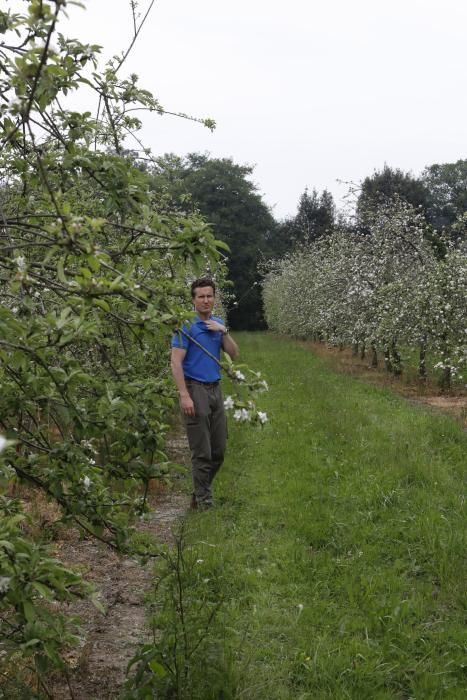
[[197, 312, 211, 321]]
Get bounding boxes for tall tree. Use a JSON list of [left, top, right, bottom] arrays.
[[150, 154, 277, 329], [421, 159, 467, 238], [267, 187, 336, 260], [357, 165, 430, 225], [292, 187, 336, 242]]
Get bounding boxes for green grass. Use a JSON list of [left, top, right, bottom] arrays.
[[182, 333, 466, 699]]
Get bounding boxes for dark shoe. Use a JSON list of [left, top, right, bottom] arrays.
[[190, 493, 198, 510], [198, 500, 213, 511]]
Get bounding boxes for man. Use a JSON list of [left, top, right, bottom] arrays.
[[171, 278, 239, 510]]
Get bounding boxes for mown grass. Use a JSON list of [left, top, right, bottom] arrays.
[[183, 332, 466, 699]]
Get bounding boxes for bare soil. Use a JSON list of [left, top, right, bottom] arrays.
[[47, 431, 191, 700]]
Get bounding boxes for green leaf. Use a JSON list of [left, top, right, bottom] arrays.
[[90, 594, 106, 614], [87, 255, 101, 272], [149, 659, 167, 678], [22, 638, 41, 649], [32, 582, 54, 601], [213, 238, 230, 252], [23, 600, 36, 623], [79, 266, 92, 279], [57, 258, 67, 284], [93, 298, 110, 312]]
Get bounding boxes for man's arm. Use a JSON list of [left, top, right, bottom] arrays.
[[170, 347, 195, 416], [221, 331, 239, 360], [204, 318, 239, 360]]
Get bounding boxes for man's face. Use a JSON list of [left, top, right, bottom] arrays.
[[192, 286, 215, 316]]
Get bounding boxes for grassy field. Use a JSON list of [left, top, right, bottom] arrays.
[[172, 333, 466, 699]]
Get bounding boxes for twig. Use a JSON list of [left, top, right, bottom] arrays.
[[114, 0, 157, 75]]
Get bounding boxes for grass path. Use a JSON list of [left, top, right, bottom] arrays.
[[181, 333, 466, 699]]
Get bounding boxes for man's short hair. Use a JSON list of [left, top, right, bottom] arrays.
[[191, 278, 216, 297]]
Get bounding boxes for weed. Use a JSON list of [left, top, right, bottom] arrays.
[[125, 521, 232, 699]]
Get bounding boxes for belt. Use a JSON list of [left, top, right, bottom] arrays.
[[185, 378, 220, 388]]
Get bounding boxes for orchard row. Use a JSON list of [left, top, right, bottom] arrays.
[[263, 198, 466, 388]]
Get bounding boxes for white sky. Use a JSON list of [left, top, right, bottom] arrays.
[[53, 1, 467, 217]]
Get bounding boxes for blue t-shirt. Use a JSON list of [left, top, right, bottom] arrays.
[[171, 315, 224, 382]]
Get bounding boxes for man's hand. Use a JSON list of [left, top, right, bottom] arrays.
[[204, 319, 226, 334], [171, 347, 196, 416], [204, 319, 239, 360], [180, 392, 195, 417]]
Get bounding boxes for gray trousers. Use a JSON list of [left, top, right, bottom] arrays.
[[184, 382, 227, 507]]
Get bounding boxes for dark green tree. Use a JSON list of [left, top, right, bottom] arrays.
[[421, 159, 467, 238], [150, 154, 277, 329], [357, 165, 430, 225], [267, 187, 336, 259], [291, 188, 336, 242]]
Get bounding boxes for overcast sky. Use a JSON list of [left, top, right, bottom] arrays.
[[60, 0, 467, 219]]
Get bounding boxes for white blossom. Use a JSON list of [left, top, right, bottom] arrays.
[[0, 577, 11, 594], [223, 395, 235, 410], [0, 436, 9, 453], [81, 439, 98, 455], [234, 370, 245, 381], [80, 475, 91, 491], [14, 255, 26, 272], [233, 408, 250, 422], [257, 411, 268, 424]]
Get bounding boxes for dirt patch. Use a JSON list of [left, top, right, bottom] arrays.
[[297, 340, 467, 428], [48, 431, 191, 699], [415, 396, 467, 427]]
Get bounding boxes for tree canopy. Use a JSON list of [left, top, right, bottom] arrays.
[[0, 3, 268, 689], [150, 154, 277, 329], [357, 165, 431, 223], [357, 162, 467, 246], [422, 159, 467, 236]]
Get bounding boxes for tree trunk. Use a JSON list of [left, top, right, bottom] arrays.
[[371, 344, 378, 368], [352, 342, 359, 356], [384, 347, 392, 373], [439, 365, 451, 391], [418, 336, 427, 381], [360, 343, 366, 360], [438, 334, 451, 391], [391, 338, 402, 376]]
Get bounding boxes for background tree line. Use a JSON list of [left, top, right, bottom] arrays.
[[144, 154, 466, 331]]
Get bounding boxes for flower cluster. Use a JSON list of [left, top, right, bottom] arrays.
[[221, 360, 270, 426], [233, 408, 250, 422], [14, 255, 27, 272], [224, 396, 268, 425], [80, 475, 92, 491], [0, 577, 11, 594], [224, 396, 235, 410]]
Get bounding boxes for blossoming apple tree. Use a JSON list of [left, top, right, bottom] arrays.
[[0, 0, 267, 689], [263, 198, 466, 387]]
